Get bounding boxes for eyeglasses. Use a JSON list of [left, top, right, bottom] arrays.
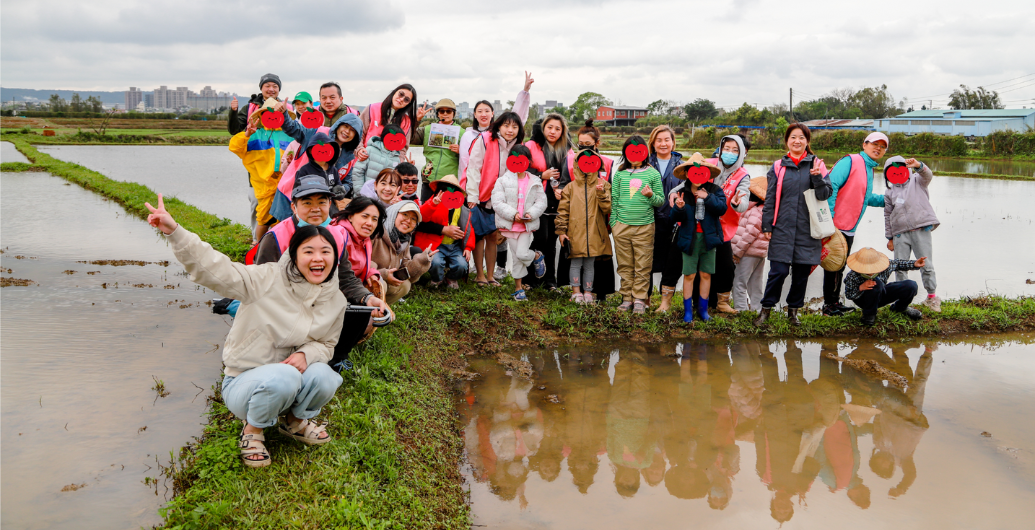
[[867, 142, 888, 151], [401, 178, 419, 184], [396, 91, 412, 104]]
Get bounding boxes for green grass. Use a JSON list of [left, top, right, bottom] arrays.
[[1, 137, 251, 260]]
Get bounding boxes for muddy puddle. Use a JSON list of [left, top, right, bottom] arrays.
[[459, 337, 1035, 529], [1, 171, 228, 529]]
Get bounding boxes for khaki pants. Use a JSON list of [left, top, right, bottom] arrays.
[[612, 222, 654, 301], [384, 280, 412, 305]]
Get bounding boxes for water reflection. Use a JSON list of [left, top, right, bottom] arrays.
[[459, 339, 1031, 528]]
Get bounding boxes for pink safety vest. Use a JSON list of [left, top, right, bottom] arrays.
[[364, 101, 412, 147], [831, 153, 867, 231], [333, 219, 377, 281], [708, 157, 750, 242], [275, 126, 332, 200], [524, 140, 548, 173], [475, 131, 501, 203], [770, 156, 828, 225], [245, 217, 347, 265]]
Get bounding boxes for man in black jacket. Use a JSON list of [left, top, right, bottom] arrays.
[[228, 73, 282, 235]]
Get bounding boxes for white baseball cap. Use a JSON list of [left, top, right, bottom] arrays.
[[864, 132, 889, 147]]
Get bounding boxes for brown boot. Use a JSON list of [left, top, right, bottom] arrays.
[[656, 286, 676, 313], [787, 307, 800, 326], [753, 307, 772, 327], [717, 292, 738, 314]]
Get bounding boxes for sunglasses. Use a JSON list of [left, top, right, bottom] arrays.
[[401, 178, 419, 184], [395, 91, 412, 104]]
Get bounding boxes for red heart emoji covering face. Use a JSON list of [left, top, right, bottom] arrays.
[[577, 152, 602, 174], [311, 143, 334, 163], [261, 110, 284, 129], [506, 151, 530, 173], [441, 190, 465, 209], [686, 165, 712, 185], [382, 126, 406, 151], [301, 110, 323, 129], [625, 140, 648, 163], [885, 165, 910, 185]]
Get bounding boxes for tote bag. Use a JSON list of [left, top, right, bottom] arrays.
[[804, 188, 835, 239]]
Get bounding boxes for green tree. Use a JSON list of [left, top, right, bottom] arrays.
[[948, 85, 1003, 110], [683, 98, 718, 124], [70, 92, 84, 112], [87, 95, 103, 113], [851, 84, 900, 118], [646, 99, 667, 116], [567, 92, 612, 123], [48, 93, 67, 112]]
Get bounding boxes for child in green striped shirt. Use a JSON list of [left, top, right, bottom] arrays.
[[611, 135, 664, 312]]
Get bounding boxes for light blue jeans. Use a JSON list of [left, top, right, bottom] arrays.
[[222, 363, 342, 428]]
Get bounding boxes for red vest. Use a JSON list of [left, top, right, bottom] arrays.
[[333, 219, 377, 281], [475, 131, 501, 203], [831, 154, 867, 231], [364, 101, 412, 147], [524, 141, 548, 173], [708, 158, 750, 242], [275, 126, 332, 201], [245, 217, 346, 265]]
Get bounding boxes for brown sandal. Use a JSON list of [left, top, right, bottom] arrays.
[[278, 418, 332, 445], [239, 431, 271, 468]]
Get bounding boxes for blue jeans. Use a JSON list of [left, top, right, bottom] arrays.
[[429, 241, 468, 282], [222, 363, 342, 428]]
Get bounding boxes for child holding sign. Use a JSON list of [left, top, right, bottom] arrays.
[[882, 156, 940, 311], [611, 136, 664, 313], [491, 145, 548, 300], [556, 147, 613, 304]]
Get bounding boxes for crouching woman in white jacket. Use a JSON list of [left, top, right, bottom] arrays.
[[147, 194, 346, 468]]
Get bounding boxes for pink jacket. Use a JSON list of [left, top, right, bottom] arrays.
[[730, 203, 769, 259], [334, 219, 378, 282]]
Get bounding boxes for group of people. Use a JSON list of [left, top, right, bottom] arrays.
[[145, 72, 943, 467], [461, 340, 933, 521]]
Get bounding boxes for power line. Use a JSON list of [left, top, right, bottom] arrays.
[[995, 80, 1035, 95], [982, 73, 1035, 87]]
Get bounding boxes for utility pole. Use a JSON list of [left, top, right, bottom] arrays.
[[789, 88, 794, 121]]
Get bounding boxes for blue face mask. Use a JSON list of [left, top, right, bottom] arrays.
[[297, 217, 331, 228], [720, 152, 739, 166]]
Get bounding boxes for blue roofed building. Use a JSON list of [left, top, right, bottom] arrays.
[[875, 109, 1035, 137]]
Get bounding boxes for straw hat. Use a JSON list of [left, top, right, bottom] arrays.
[[820, 231, 849, 272], [846, 247, 890, 275], [841, 404, 882, 427], [429, 174, 462, 192], [673, 152, 721, 180], [748, 177, 767, 200], [260, 97, 280, 111]]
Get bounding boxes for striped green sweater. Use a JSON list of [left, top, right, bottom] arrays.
[[610, 166, 664, 226]]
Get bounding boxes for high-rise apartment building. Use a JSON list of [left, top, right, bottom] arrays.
[[124, 87, 143, 111]]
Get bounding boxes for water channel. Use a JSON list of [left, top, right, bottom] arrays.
[[460, 338, 1035, 529]]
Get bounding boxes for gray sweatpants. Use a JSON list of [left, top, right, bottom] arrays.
[[570, 256, 597, 292], [893, 228, 936, 294], [732, 255, 766, 311]]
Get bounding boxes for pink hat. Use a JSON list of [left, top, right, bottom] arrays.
[[865, 132, 889, 147]]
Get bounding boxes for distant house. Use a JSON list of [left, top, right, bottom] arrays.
[[596, 105, 648, 126], [875, 109, 1035, 137]]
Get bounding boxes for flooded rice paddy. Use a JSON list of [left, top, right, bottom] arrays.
[[0, 171, 228, 529], [460, 338, 1035, 529], [2, 140, 31, 163]]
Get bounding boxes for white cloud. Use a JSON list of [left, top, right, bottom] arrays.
[[1, 0, 1032, 108]]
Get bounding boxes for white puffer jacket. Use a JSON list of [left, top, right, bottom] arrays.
[[168, 227, 346, 377], [490, 171, 548, 232]]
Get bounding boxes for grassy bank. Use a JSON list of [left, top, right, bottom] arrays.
[[0, 137, 251, 260]]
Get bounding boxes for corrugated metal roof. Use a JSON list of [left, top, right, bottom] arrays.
[[896, 109, 1035, 119]]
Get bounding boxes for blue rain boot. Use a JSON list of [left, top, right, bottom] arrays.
[[696, 296, 712, 322], [683, 298, 695, 323]]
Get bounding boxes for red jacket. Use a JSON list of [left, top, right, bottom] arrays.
[[414, 200, 475, 252]]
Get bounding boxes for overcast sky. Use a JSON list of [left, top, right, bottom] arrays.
[[2, 0, 1033, 109]]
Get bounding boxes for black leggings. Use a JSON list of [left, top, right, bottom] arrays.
[[761, 261, 812, 309], [823, 232, 855, 305]]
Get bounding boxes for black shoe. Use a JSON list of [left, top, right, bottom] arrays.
[[899, 307, 923, 321], [787, 307, 800, 326], [822, 304, 844, 316], [836, 303, 856, 314], [753, 307, 772, 327], [861, 314, 877, 327]]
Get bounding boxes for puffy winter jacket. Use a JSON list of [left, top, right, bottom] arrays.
[[556, 163, 613, 258], [351, 136, 401, 191], [883, 156, 939, 238], [491, 171, 548, 232], [229, 127, 294, 225], [167, 226, 346, 377], [730, 203, 769, 259]]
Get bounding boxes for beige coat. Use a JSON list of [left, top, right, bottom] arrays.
[[556, 166, 612, 258], [168, 227, 346, 377]]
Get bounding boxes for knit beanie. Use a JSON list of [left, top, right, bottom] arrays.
[[259, 73, 282, 90]]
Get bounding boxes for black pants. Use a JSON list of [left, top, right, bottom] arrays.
[[712, 241, 736, 294], [761, 261, 812, 309], [854, 279, 917, 317], [646, 219, 682, 299], [823, 232, 855, 306]]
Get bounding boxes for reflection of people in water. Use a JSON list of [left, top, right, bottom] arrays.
[[488, 375, 544, 505], [755, 341, 818, 523], [563, 349, 610, 494], [812, 350, 871, 509], [848, 342, 934, 499], [607, 347, 655, 497]]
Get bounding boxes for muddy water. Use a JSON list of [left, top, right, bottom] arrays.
[[460, 338, 1035, 529], [2, 140, 31, 163], [0, 171, 228, 529], [39, 146, 1035, 298]]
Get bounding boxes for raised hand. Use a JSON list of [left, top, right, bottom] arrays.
[[230, 96, 239, 112], [145, 194, 178, 235], [524, 71, 534, 92]]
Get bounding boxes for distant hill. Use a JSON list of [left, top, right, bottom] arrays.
[[1, 87, 126, 105]]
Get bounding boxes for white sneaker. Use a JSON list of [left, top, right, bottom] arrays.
[[493, 265, 507, 282], [446, 279, 459, 290], [924, 296, 941, 312]]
